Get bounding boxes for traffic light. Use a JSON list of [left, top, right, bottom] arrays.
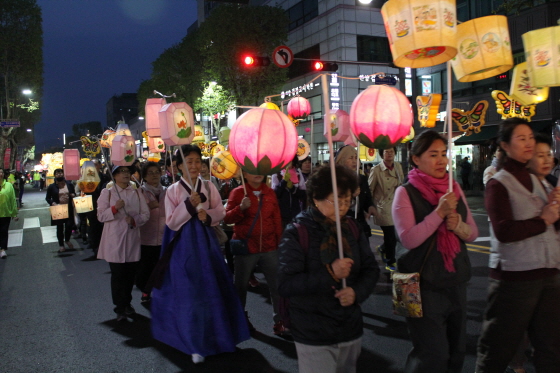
[[242, 55, 270, 67], [313, 61, 338, 71]]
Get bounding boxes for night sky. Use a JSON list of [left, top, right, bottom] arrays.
[[35, 0, 197, 152]]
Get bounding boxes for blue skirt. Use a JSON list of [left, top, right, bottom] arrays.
[[151, 219, 250, 356]]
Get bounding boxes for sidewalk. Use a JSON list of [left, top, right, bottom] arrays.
[[465, 194, 486, 214]]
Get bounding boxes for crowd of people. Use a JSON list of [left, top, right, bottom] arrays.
[[2, 117, 560, 372]]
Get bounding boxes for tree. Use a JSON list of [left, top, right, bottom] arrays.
[[198, 4, 289, 105], [195, 82, 236, 135]]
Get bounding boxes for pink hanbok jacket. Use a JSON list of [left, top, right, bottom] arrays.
[[97, 184, 150, 263], [165, 177, 225, 231]]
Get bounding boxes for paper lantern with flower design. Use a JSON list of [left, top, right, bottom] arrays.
[[111, 122, 135, 166], [297, 139, 310, 160], [522, 25, 560, 87], [324, 109, 351, 143], [211, 150, 239, 180], [359, 145, 377, 162], [100, 129, 116, 148], [230, 108, 298, 175], [77, 160, 100, 193], [63, 149, 81, 180], [451, 15, 513, 83], [287, 97, 311, 120], [158, 102, 195, 146], [145, 98, 166, 137], [509, 62, 549, 106], [381, 0, 458, 68], [349, 85, 413, 149], [193, 125, 205, 143]]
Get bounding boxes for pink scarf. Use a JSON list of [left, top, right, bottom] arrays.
[[407, 168, 462, 273]]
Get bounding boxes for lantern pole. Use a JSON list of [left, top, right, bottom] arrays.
[[310, 117, 314, 174], [355, 141, 360, 220], [446, 61, 454, 192], [239, 169, 247, 195], [163, 145, 168, 181], [321, 73, 346, 289]]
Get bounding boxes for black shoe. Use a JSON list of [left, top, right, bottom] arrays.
[[116, 313, 127, 322], [124, 305, 136, 316]]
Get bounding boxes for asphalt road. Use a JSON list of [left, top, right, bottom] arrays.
[[0, 186, 534, 373]]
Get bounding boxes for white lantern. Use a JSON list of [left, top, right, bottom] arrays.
[[73, 195, 94, 213]]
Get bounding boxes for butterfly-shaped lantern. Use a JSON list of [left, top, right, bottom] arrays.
[[416, 94, 442, 128], [451, 101, 489, 136], [491, 90, 536, 122]]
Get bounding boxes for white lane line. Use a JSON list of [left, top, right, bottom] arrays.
[[7, 229, 23, 247], [23, 217, 40, 229], [40, 226, 58, 244], [474, 236, 491, 242]]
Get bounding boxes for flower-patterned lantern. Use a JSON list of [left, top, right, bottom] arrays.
[[210, 150, 239, 180], [381, 0, 458, 68], [148, 137, 165, 153], [77, 160, 100, 193], [100, 129, 116, 148], [522, 25, 560, 87], [297, 139, 310, 160], [158, 102, 195, 146], [73, 195, 94, 213], [416, 94, 442, 128], [63, 149, 80, 180], [212, 143, 226, 156], [230, 108, 298, 175], [359, 145, 377, 162], [324, 109, 351, 143], [509, 62, 550, 106], [349, 85, 413, 149], [193, 125, 205, 143], [451, 15, 513, 82], [259, 102, 280, 110], [219, 127, 230, 146], [111, 122, 135, 166], [287, 97, 311, 120], [145, 98, 166, 137]]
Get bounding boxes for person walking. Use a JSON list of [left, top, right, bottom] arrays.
[[15, 172, 24, 207], [393, 130, 478, 373], [0, 169, 18, 259], [46, 169, 77, 253], [85, 159, 108, 256], [476, 118, 560, 373], [272, 155, 307, 229], [460, 156, 471, 191], [32, 171, 40, 188]]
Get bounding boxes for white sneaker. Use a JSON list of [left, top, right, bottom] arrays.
[[191, 354, 205, 364], [0, 250, 6, 259]]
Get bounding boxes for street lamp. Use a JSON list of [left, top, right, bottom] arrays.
[[22, 89, 32, 95]]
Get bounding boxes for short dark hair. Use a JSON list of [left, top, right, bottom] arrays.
[[306, 165, 359, 205], [534, 132, 552, 147], [54, 168, 64, 174], [202, 158, 210, 168], [496, 118, 532, 170], [379, 147, 397, 158], [408, 130, 447, 168], [141, 161, 161, 179], [176, 145, 202, 168], [165, 156, 177, 167]]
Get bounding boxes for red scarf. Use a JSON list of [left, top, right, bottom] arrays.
[[407, 168, 462, 273]]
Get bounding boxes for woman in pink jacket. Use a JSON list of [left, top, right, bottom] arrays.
[[97, 165, 150, 322]]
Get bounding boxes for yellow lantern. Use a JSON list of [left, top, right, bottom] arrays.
[[79, 158, 90, 166], [451, 15, 513, 82], [491, 90, 536, 122], [212, 144, 226, 156], [401, 126, 415, 143], [77, 161, 100, 193], [451, 100, 489, 135], [416, 94, 442, 128], [193, 125, 205, 143], [381, 0, 457, 68], [147, 152, 161, 162], [297, 139, 310, 160], [211, 150, 239, 180], [522, 25, 560, 87], [509, 62, 549, 106], [359, 144, 377, 162], [259, 102, 280, 110]]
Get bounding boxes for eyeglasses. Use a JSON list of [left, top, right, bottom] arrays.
[[325, 198, 352, 207], [118, 169, 131, 175]]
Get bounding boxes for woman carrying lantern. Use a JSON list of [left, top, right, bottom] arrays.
[[0, 169, 18, 259], [392, 130, 478, 373], [150, 144, 249, 364], [271, 154, 307, 229], [46, 168, 77, 254]]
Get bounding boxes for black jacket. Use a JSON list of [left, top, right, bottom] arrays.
[[347, 174, 374, 237], [46, 180, 76, 225], [277, 208, 379, 345]]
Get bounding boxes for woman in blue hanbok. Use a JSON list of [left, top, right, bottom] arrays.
[[150, 144, 250, 364]]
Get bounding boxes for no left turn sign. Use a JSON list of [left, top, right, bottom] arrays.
[[272, 45, 294, 68]]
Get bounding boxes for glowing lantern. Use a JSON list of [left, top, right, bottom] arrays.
[[344, 131, 358, 147], [359, 145, 377, 162], [145, 98, 166, 137], [100, 129, 116, 148], [219, 127, 230, 145], [77, 161, 100, 193], [451, 15, 513, 82], [114, 121, 132, 136], [522, 25, 560, 87], [158, 102, 195, 146], [401, 126, 415, 143], [211, 150, 239, 180], [416, 94, 442, 128], [148, 137, 165, 153], [451, 100, 489, 135], [63, 149, 80, 180], [349, 85, 413, 149], [212, 144, 226, 156], [491, 90, 536, 122], [381, 0, 458, 68], [325, 109, 351, 143], [509, 62, 550, 106], [287, 97, 311, 120], [193, 125, 205, 143], [230, 108, 298, 175], [147, 152, 161, 162], [79, 158, 89, 167], [73, 195, 94, 213], [297, 139, 310, 160], [111, 122, 135, 166], [259, 102, 280, 110]]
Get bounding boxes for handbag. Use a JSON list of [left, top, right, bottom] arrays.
[[203, 180, 228, 245], [392, 237, 436, 318], [230, 195, 263, 256]]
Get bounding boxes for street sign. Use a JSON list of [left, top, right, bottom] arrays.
[[272, 45, 294, 68], [0, 120, 20, 128], [374, 76, 398, 86]]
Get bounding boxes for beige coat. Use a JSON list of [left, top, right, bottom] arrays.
[[368, 161, 403, 226]]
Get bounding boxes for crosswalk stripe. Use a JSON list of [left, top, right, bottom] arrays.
[[474, 236, 491, 242], [23, 217, 40, 229], [8, 229, 23, 247], [40, 226, 58, 244]]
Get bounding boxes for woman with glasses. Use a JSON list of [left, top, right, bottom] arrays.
[[277, 165, 379, 373], [46, 168, 77, 253], [97, 165, 150, 322], [392, 130, 478, 373]]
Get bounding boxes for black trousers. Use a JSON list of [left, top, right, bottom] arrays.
[[0, 217, 11, 250], [380, 225, 397, 264], [56, 219, 73, 246], [78, 213, 88, 241], [109, 262, 138, 313], [136, 245, 161, 293], [86, 210, 103, 251]]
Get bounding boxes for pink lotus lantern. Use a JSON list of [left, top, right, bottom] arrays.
[[111, 122, 136, 166], [230, 108, 298, 175], [63, 149, 80, 180], [349, 85, 413, 149], [344, 131, 358, 147], [148, 137, 165, 153], [145, 98, 166, 137], [158, 102, 195, 146], [100, 129, 116, 148], [287, 97, 311, 120], [324, 109, 351, 143]]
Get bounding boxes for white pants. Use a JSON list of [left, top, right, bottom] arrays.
[[295, 337, 362, 373]]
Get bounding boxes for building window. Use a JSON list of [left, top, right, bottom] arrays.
[[357, 36, 392, 63], [287, 0, 318, 31]]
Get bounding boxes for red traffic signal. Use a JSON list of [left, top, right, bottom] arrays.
[[242, 55, 270, 67], [313, 61, 338, 71]]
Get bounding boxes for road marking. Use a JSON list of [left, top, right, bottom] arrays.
[[474, 236, 491, 242], [40, 226, 58, 244], [8, 229, 23, 247], [23, 217, 40, 229]]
